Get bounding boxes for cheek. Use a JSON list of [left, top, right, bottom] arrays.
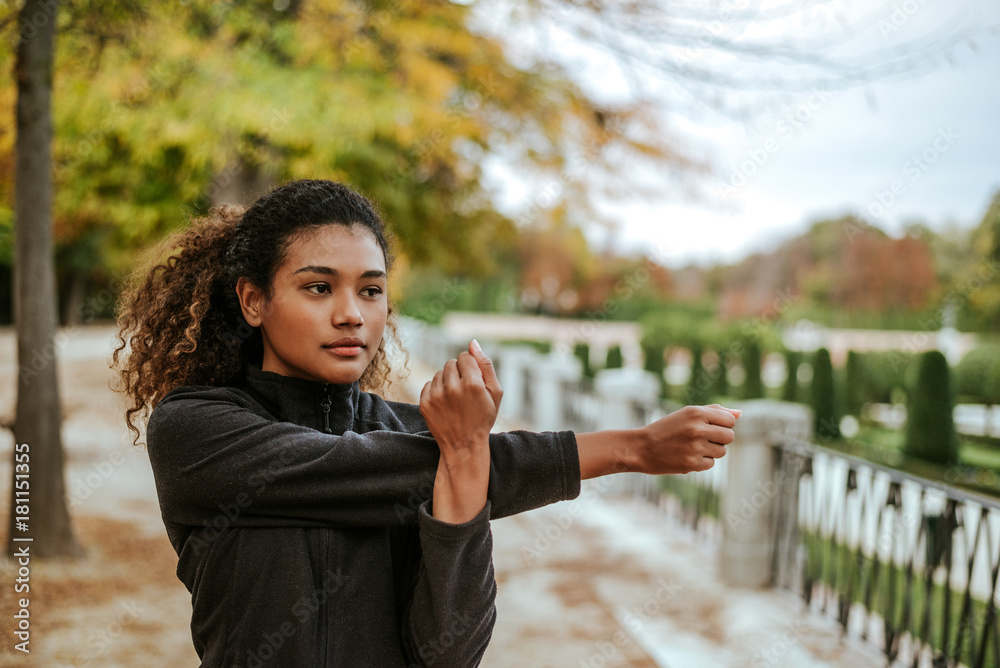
[[368, 304, 389, 332]]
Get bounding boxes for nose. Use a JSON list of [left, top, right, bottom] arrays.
[[333, 292, 363, 327]]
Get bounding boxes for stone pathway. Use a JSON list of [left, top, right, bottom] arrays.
[[484, 491, 886, 668]]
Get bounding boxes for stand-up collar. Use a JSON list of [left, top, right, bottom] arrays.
[[241, 364, 360, 435]]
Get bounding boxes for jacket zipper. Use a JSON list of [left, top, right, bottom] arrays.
[[321, 385, 333, 434]]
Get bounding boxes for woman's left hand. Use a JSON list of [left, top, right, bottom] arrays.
[[420, 341, 502, 523], [419, 340, 502, 463]]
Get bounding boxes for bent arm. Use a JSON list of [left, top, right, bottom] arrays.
[[401, 501, 496, 667], [146, 388, 580, 529]]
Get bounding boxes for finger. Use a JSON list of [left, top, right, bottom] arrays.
[[470, 339, 503, 406], [707, 403, 743, 420], [702, 406, 738, 428], [456, 352, 485, 384], [442, 358, 458, 379], [704, 443, 727, 459], [430, 369, 447, 396], [705, 425, 735, 445], [419, 380, 431, 405]]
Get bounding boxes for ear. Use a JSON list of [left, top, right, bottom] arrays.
[[236, 277, 266, 327]]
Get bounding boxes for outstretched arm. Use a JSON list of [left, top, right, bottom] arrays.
[[577, 404, 741, 479]]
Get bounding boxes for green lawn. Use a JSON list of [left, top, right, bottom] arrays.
[[832, 425, 1000, 498]]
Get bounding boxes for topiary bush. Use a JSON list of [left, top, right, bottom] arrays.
[[862, 350, 910, 405], [904, 350, 959, 465], [574, 342, 594, 379], [782, 350, 801, 403], [844, 350, 865, 416], [642, 342, 667, 398], [811, 348, 840, 441], [687, 344, 710, 405], [713, 350, 730, 398], [743, 341, 764, 399], [955, 345, 1000, 404], [606, 344, 623, 369]]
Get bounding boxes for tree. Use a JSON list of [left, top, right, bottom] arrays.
[[782, 349, 800, 403], [742, 341, 763, 399], [811, 348, 839, 441], [904, 351, 959, 465], [8, 0, 80, 557], [0, 0, 690, 314], [967, 190, 1000, 329]]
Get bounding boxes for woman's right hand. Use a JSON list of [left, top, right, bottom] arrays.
[[630, 404, 739, 474], [577, 403, 740, 479]]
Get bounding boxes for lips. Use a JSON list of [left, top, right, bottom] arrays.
[[323, 338, 366, 357]]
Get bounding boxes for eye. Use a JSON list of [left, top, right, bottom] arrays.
[[306, 283, 331, 295], [361, 286, 383, 298]]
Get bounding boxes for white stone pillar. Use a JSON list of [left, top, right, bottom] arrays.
[[498, 346, 539, 424], [594, 367, 661, 430], [528, 353, 582, 431], [721, 399, 812, 588]]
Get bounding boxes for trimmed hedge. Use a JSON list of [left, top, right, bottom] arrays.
[[812, 348, 840, 440], [903, 350, 959, 465], [743, 342, 764, 399]]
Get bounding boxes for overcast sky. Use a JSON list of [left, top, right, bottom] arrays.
[[481, 0, 1000, 267]]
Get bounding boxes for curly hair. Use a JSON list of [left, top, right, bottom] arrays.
[[113, 180, 402, 445]]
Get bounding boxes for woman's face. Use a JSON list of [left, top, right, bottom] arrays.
[[237, 224, 389, 385]]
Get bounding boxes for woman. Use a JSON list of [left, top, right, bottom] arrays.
[[114, 179, 738, 667]]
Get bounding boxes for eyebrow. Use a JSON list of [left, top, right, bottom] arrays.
[[293, 265, 387, 279]]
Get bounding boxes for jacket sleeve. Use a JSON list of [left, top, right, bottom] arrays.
[[399, 500, 496, 667], [145, 387, 581, 529]]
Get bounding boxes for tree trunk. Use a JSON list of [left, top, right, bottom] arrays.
[[9, 0, 80, 558]]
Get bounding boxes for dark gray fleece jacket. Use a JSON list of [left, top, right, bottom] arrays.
[[145, 364, 581, 667]]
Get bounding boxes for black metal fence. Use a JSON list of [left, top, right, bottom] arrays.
[[772, 438, 1000, 668]]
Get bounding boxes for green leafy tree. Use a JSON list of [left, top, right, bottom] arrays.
[[966, 191, 1000, 329], [1, 0, 688, 320], [904, 351, 959, 465], [811, 348, 840, 441]]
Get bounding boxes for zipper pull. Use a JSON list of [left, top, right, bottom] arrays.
[[321, 386, 333, 434]]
